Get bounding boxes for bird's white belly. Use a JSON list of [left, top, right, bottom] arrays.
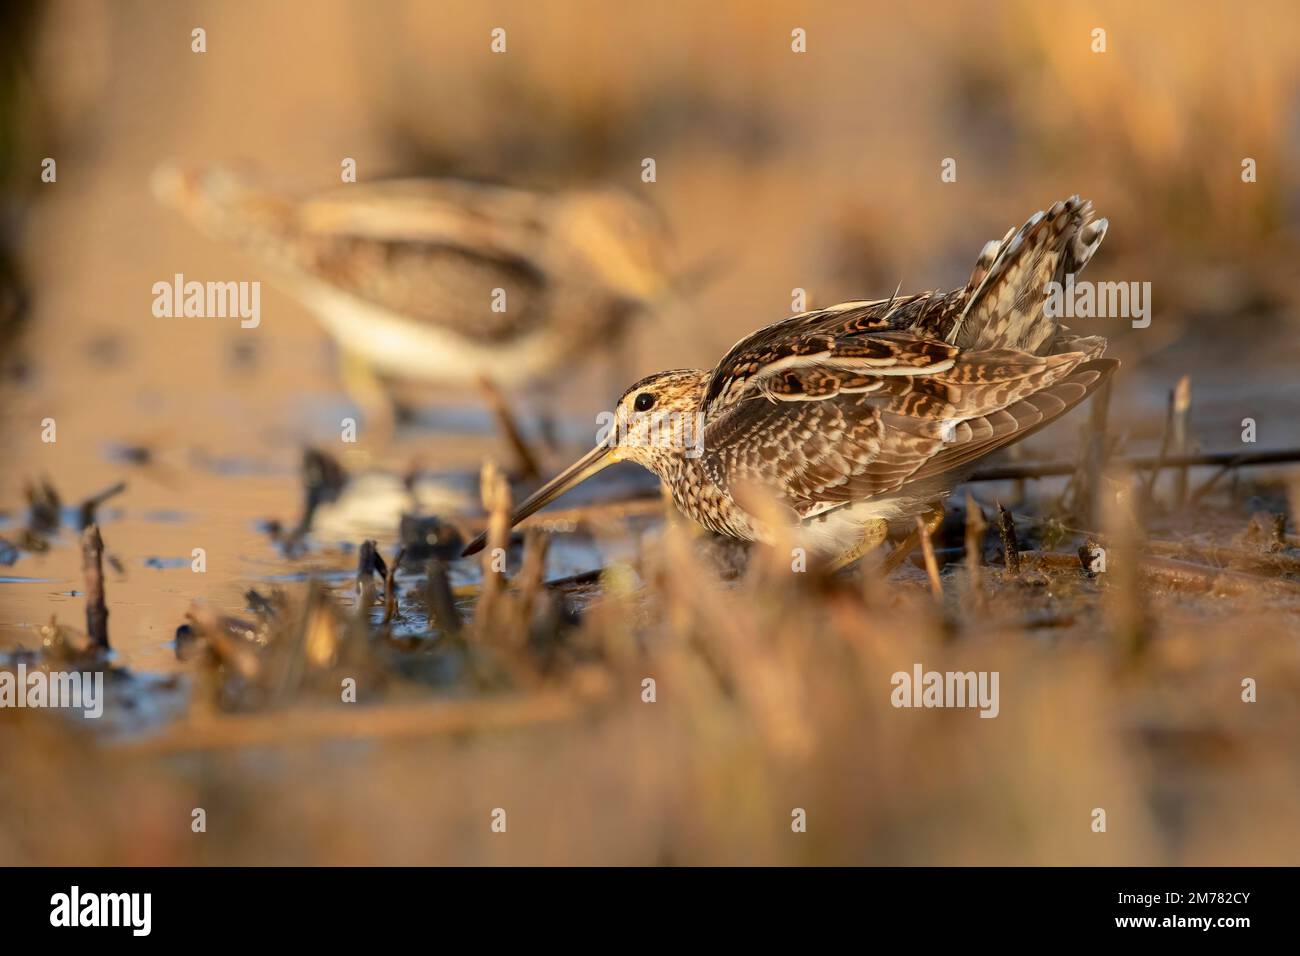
[[297, 282, 563, 385], [796, 476, 956, 555]]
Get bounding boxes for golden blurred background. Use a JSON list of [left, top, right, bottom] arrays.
[[2, 0, 1300, 865]]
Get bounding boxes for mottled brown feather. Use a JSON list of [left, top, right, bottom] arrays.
[[702, 337, 1107, 511]]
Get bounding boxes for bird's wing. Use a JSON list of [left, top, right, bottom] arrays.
[[301, 232, 552, 343], [278, 180, 561, 343], [156, 172, 558, 343], [294, 179, 552, 250], [701, 322, 1115, 511], [702, 294, 962, 410]]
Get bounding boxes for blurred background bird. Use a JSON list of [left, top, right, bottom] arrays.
[[152, 165, 678, 445], [468, 197, 1117, 570]]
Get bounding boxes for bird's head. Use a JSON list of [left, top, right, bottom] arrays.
[[462, 369, 709, 556], [603, 369, 711, 471], [553, 188, 674, 302]]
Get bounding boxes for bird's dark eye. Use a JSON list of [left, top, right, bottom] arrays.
[[633, 392, 655, 412]]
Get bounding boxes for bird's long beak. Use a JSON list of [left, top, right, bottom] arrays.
[[461, 443, 620, 557]]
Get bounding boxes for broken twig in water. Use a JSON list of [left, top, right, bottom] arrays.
[[998, 506, 1021, 576], [425, 559, 462, 638], [356, 539, 386, 609], [81, 524, 109, 649], [968, 447, 1300, 483], [77, 480, 126, 530], [477, 375, 542, 482], [1011, 548, 1300, 597]]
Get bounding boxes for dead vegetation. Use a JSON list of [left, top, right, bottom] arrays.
[[5, 432, 1300, 865]]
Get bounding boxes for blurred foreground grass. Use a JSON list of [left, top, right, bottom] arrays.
[[4, 469, 1300, 865]]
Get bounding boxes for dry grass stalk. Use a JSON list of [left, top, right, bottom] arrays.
[[475, 461, 513, 638], [733, 479, 797, 582], [271, 581, 338, 703], [510, 527, 551, 644], [963, 494, 987, 612], [1081, 376, 1113, 527], [1099, 468, 1151, 660], [916, 514, 943, 601], [657, 525, 816, 760], [1171, 375, 1192, 508]]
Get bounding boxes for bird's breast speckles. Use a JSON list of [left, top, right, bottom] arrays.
[[661, 455, 757, 540]]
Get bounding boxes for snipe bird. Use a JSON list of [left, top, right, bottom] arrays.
[[465, 197, 1117, 570], [153, 166, 674, 438]]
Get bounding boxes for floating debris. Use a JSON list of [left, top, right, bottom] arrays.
[[398, 513, 464, 561], [104, 443, 152, 466], [1241, 511, 1288, 552], [915, 515, 943, 600], [25, 477, 60, 535], [1078, 538, 1107, 575], [77, 480, 126, 530]]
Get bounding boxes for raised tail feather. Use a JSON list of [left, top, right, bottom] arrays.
[[946, 196, 1108, 356]]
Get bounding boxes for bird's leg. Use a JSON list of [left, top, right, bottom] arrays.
[[826, 518, 890, 573], [338, 347, 395, 448], [883, 505, 946, 572]]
